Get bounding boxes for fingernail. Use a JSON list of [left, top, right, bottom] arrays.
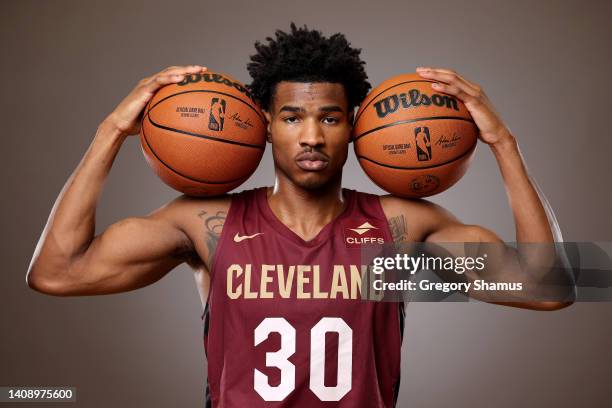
[[432, 83, 441, 88]]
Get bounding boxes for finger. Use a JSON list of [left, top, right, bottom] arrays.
[[417, 66, 471, 82], [161, 65, 181, 72], [419, 67, 482, 94], [430, 82, 475, 103], [416, 67, 480, 97], [417, 66, 457, 75], [159, 65, 207, 77], [145, 64, 208, 86], [138, 66, 207, 88], [421, 71, 479, 98], [140, 74, 186, 92]]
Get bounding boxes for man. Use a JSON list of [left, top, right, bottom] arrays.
[[27, 24, 572, 407]]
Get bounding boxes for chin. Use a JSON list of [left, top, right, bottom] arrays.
[[296, 177, 329, 190], [293, 170, 341, 190]]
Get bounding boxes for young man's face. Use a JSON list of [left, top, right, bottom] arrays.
[[263, 81, 352, 190]]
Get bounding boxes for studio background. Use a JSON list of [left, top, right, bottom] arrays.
[[1, 0, 611, 406]]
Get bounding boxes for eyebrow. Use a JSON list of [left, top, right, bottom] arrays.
[[279, 106, 305, 113], [278, 105, 345, 114], [320, 105, 344, 113]]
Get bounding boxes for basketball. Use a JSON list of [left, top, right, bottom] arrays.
[[353, 73, 478, 197], [140, 70, 266, 196]]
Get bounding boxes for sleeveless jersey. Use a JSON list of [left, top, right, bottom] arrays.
[[202, 187, 404, 407]]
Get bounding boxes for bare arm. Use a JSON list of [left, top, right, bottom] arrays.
[[27, 65, 208, 296], [424, 134, 554, 245], [399, 67, 573, 310], [486, 135, 553, 243], [382, 197, 572, 311], [414, 66, 556, 244], [425, 218, 571, 311], [422, 138, 572, 310]]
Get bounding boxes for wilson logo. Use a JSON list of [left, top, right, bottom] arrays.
[[177, 72, 254, 100], [373, 89, 459, 118]]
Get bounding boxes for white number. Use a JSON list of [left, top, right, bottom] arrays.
[[254, 317, 353, 402], [310, 318, 353, 401], [254, 317, 296, 401]]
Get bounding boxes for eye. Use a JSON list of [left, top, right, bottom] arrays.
[[283, 116, 299, 124], [322, 117, 339, 124]]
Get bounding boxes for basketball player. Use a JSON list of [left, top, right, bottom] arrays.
[[26, 24, 573, 407]]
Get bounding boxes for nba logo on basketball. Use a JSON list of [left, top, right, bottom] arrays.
[[209, 98, 226, 131], [414, 127, 432, 161], [342, 220, 386, 248]]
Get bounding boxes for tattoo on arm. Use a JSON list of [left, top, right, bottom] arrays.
[[199, 210, 227, 267], [389, 215, 408, 243]]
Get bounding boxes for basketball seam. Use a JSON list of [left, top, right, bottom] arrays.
[[354, 79, 436, 123], [141, 117, 253, 185], [357, 142, 477, 170], [147, 89, 266, 126], [353, 116, 476, 142], [146, 115, 266, 150]]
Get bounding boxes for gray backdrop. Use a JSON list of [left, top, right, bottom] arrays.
[[2, 0, 611, 406]]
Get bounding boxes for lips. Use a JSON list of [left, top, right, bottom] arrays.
[[295, 151, 329, 172]]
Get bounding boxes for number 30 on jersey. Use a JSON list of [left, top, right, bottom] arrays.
[[254, 317, 353, 402]]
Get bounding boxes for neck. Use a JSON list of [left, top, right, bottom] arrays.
[[266, 172, 346, 241]]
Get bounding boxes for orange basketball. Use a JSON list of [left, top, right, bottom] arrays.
[[140, 70, 266, 196], [353, 73, 478, 197]]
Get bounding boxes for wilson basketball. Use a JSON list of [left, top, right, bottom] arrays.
[[353, 73, 478, 198], [140, 70, 266, 196]]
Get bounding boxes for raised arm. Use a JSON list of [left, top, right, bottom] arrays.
[[27, 65, 209, 296], [379, 67, 575, 311], [414, 66, 554, 243]]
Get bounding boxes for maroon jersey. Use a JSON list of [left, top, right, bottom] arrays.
[[203, 187, 404, 407]]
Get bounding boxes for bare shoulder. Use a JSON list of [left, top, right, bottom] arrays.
[[148, 194, 231, 229], [379, 194, 501, 243], [379, 194, 461, 242], [149, 194, 232, 270]]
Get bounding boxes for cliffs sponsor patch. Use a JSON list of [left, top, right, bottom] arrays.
[[341, 220, 387, 248]]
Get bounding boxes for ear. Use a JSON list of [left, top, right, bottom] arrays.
[[263, 110, 272, 143]]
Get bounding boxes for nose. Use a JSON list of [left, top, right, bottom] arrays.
[[298, 117, 325, 148]]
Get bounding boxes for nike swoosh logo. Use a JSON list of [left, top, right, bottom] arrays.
[[233, 232, 264, 243]]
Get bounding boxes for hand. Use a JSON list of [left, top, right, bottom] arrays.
[[416, 67, 512, 146], [106, 65, 208, 137]]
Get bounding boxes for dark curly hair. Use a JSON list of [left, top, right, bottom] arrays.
[[247, 23, 371, 111]]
